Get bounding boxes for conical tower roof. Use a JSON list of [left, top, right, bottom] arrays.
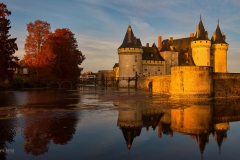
[[118, 24, 142, 49], [195, 15, 209, 40], [212, 20, 227, 44]]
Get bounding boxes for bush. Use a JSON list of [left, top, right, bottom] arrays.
[[12, 77, 24, 90]]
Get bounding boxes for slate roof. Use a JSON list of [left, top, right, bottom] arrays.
[[194, 17, 209, 40], [118, 24, 142, 49], [113, 63, 119, 68], [160, 37, 196, 66], [142, 43, 165, 61], [212, 23, 227, 44]]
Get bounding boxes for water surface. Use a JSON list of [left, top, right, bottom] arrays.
[[0, 87, 240, 160]]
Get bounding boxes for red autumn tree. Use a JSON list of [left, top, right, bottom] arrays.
[[23, 20, 51, 81], [0, 3, 18, 84], [49, 28, 85, 80]]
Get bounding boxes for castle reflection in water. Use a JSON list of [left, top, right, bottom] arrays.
[[1, 89, 240, 159], [116, 99, 240, 155]]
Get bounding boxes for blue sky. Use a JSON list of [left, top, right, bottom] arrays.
[[3, 0, 240, 73]]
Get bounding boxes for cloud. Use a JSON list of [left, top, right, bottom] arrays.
[[76, 33, 119, 72], [3, 0, 240, 73]]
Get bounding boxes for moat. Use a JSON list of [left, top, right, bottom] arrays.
[[0, 87, 240, 160]]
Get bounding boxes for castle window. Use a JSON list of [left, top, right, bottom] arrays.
[[158, 67, 160, 71], [148, 72, 150, 76], [133, 65, 136, 71], [149, 52, 153, 58], [135, 55, 137, 62]]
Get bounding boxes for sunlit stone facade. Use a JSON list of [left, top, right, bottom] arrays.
[[113, 16, 235, 99]]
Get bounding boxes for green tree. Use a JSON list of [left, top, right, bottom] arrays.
[[0, 3, 18, 84]]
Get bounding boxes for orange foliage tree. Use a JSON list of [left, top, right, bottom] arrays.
[[0, 3, 18, 84], [23, 20, 51, 81], [47, 28, 85, 80], [23, 20, 85, 82]]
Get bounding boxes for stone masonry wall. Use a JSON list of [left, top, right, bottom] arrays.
[[213, 73, 240, 98], [138, 75, 171, 93]]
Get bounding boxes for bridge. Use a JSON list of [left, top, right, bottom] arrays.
[[25, 73, 139, 89]]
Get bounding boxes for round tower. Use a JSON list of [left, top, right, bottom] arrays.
[[191, 16, 211, 66], [171, 104, 212, 135], [116, 102, 142, 150], [170, 66, 213, 99], [118, 24, 143, 87], [211, 20, 228, 72]]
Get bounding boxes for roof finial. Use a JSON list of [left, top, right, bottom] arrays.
[[200, 11, 202, 20], [128, 22, 131, 27], [218, 18, 219, 26]]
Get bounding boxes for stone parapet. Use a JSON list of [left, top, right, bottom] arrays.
[[213, 73, 240, 98], [118, 48, 143, 54], [117, 120, 143, 127], [170, 66, 213, 99], [211, 43, 228, 50]]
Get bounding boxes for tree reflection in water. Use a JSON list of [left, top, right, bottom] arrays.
[[1, 88, 240, 159], [0, 118, 17, 160], [23, 109, 79, 156]]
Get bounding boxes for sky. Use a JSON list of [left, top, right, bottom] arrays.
[[2, 0, 240, 73]]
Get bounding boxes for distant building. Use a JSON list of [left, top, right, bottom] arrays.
[[80, 72, 98, 80]]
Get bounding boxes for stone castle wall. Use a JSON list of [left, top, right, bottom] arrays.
[[98, 70, 115, 85], [137, 68, 240, 99], [138, 75, 171, 93], [170, 66, 213, 99], [213, 73, 240, 98]]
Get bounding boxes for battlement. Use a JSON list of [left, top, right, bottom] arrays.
[[118, 48, 143, 54], [211, 43, 228, 50], [191, 40, 211, 48], [171, 66, 213, 72]]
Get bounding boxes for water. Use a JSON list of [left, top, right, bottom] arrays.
[[0, 87, 240, 160]]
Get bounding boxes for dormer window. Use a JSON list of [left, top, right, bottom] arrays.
[[149, 52, 153, 58]]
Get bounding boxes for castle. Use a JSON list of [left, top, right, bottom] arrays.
[[116, 99, 240, 155], [114, 16, 240, 99]]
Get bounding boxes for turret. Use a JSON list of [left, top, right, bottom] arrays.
[[118, 24, 143, 87], [191, 15, 211, 66], [211, 20, 228, 72], [117, 102, 142, 151]]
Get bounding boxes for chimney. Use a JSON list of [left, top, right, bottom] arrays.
[[170, 37, 173, 43], [146, 43, 149, 47], [190, 32, 194, 37], [158, 36, 162, 51], [196, 26, 199, 38]]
